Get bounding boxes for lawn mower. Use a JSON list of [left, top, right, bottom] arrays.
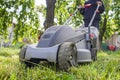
[[19, 5, 100, 71]]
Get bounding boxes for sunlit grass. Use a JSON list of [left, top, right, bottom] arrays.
[[0, 47, 120, 80], [0, 48, 19, 57]]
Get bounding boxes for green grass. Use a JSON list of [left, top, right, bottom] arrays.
[[0, 47, 120, 80]]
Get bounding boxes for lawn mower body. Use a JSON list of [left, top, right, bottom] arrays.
[[22, 25, 99, 64]]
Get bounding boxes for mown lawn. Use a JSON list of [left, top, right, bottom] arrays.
[[0, 47, 120, 80]]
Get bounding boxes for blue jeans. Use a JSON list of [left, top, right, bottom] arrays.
[[84, 20, 100, 30]]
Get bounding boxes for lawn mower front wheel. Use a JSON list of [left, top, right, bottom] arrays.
[[57, 42, 77, 71]]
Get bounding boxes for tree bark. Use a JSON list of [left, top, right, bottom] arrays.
[[44, 0, 56, 30], [99, 17, 107, 48]]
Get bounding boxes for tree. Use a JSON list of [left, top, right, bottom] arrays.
[[112, 0, 120, 34], [55, 0, 83, 27], [0, 0, 40, 43], [99, 0, 111, 47], [100, 0, 120, 44], [44, 0, 56, 30]]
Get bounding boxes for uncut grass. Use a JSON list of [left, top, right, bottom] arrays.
[[0, 48, 75, 80], [0, 48, 19, 57], [0, 61, 75, 80], [70, 51, 120, 80], [0, 48, 120, 80]]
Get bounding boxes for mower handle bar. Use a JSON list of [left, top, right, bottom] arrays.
[[88, 4, 100, 35], [64, 8, 78, 25], [64, 4, 100, 26], [88, 4, 100, 27]]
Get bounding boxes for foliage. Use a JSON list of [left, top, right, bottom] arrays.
[[55, 0, 84, 28], [0, 0, 120, 44], [0, 47, 120, 80], [99, 0, 120, 40], [0, 0, 40, 43], [111, 0, 120, 33], [55, 0, 120, 40]]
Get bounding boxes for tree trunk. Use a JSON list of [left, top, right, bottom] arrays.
[[44, 0, 56, 30], [99, 17, 107, 49]]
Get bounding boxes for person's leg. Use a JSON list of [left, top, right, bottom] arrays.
[[92, 20, 100, 30], [84, 20, 90, 27], [84, 19, 100, 30]]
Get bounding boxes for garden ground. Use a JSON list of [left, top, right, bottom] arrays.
[[0, 47, 120, 80]]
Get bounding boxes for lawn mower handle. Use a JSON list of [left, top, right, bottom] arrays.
[[64, 4, 100, 26], [64, 8, 78, 25], [63, 5, 87, 25], [88, 4, 100, 34], [86, 4, 100, 50]]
